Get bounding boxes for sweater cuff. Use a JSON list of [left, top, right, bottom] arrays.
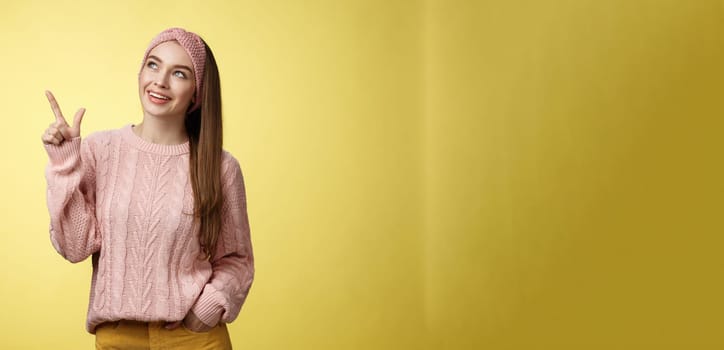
[[190, 284, 225, 327], [44, 137, 82, 167]]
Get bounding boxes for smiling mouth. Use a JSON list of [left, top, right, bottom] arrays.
[[148, 91, 171, 100]]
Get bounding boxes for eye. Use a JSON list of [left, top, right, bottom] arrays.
[[147, 61, 158, 69], [174, 71, 187, 79]]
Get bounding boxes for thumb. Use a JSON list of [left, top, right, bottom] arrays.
[[164, 321, 182, 330], [72, 108, 85, 133]]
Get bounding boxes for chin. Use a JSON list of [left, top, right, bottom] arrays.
[[145, 106, 185, 119]]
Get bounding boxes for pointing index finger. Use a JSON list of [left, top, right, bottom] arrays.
[[45, 90, 67, 125]]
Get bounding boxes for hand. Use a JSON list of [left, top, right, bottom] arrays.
[[183, 310, 215, 332], [164, 310, 214, 332], [41, 90, 85, 145]]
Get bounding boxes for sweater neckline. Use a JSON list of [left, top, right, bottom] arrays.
[[122, 123, 190, 155]]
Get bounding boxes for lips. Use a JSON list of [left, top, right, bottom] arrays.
[[148, 90, 172, 104]]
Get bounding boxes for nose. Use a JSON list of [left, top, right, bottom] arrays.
[[153, 78, 168, 89], [153, 72, 170, 88]]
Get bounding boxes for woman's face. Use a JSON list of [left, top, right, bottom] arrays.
[[138, 41, 196, 119]]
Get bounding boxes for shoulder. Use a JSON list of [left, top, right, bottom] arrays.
[[220, 149, 246, 188], [78, 128, 121, 161], [83, 126, 122, 148], [221, 149, 241, 177]]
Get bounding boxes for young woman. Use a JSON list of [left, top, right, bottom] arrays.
[[41, 27, 254, 349]]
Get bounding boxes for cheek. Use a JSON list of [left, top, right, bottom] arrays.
[[138, 74, 152, 89], [177, 83, 195, 99]]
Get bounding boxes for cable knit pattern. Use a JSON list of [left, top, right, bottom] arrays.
[[43, 123, 254, 334]]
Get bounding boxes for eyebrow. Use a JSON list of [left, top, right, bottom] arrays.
[[147, 55, 193, 73]]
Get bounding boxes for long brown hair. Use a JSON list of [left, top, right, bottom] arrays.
[[185, 40, 223, 262]]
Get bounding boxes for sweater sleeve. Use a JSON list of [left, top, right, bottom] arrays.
[[43, 136, 101, 263], [190, 157, 255, 326]]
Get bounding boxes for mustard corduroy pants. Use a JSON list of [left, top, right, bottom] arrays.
[[95, 319, 232, 350]]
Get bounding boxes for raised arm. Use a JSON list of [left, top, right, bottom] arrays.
[[42, 90, 100, 263]]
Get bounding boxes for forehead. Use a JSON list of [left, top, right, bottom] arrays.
[[147, 41, 193, 68]]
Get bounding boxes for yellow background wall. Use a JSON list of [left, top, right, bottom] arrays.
[[0, 0, 722, 349], [424, 0, 724, 348]]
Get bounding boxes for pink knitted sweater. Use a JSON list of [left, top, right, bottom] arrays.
[[43, 123, 254, 334]]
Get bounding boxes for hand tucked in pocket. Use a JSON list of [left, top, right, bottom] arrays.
[[164, 310, 214, 332]]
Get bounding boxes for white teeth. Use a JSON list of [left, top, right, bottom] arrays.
[[149, 91, 170, 100]]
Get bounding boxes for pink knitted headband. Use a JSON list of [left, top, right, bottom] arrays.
[[139, 27, 206, 113]]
